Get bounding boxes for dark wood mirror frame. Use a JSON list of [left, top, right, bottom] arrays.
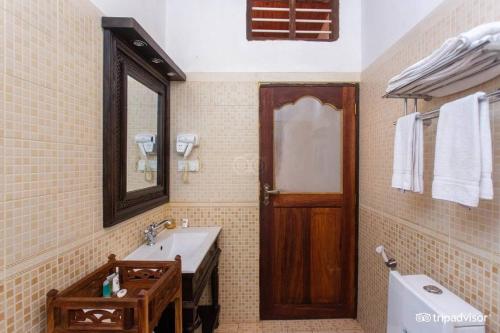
[[102, 17, 185, 228]]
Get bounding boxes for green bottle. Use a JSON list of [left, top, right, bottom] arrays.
[[102, 279, 111, 298]]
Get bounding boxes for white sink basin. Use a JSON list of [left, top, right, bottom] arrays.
[[125, 226, 221, 273]]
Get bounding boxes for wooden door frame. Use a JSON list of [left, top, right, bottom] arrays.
[[258, 83, 359, 320]]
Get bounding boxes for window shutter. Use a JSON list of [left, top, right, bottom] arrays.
[[247, 0, 338, 41]]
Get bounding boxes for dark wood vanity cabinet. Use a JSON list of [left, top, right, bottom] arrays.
[[183, 241, 221, 333], [158, 240, 221, 333]]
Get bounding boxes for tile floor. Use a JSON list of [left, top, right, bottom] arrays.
[[216, 319, 364, 333]]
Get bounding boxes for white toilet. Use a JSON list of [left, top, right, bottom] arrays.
[[387, 271, 486, 333]]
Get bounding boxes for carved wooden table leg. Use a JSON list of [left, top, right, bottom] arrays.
[[175, 289, 183, 333]]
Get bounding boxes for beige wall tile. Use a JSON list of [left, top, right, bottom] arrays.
[[169, 82, 259, 203], [4, 76, 57, 142], [0, 1, 170, 331], [167, 205, 260, 323], [4, 194, 57, 267], [57, 143, 100, 193], [4, 139, 58, 201], [57, 94, 101, 146], [4, 0, 57, 36], [491, 261, 499, 333], [359, 1, 500, 332], [56, 190, 94, 247], [4, 7, 57, 90], [5, 258, 58, 333], [56, 241, 95, 289], [0, 4, 4, 283], [0, 280, 5, 332], [57, 0, 101, 102], [1, 0, 496, 332]]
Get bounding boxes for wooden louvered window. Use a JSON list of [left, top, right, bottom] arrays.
[[247, 0, 338, 41]]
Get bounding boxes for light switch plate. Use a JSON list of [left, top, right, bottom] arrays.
[[177, 159, 200, 172]]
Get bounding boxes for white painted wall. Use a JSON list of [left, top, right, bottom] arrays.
[[89, 0, 167, 48], [361, 0, 446, 69], [88, 0, 449, 74], [164, 0, 362, 73]]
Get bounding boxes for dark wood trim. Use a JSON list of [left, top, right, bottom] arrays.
[[102, 17, 186, 81], [246, 0, 253, 41], [341, 85, 357, 317], [331, 0, 340, 41], [247, 0, 339, 42], [259, 83, 358, 320], [103, 23, 174, 228], [273, 193, 344, 207], [289, 0, 297, 39], [353, 82, 360, 318]]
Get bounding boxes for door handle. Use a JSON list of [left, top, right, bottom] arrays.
[[263, 183, 280, 206]]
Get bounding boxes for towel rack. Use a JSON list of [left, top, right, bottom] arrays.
[[392, 89, 500, 125], [384, 39, 494, 100]]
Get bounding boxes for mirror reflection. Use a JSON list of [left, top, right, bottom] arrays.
[[126, 75, 159, 192]]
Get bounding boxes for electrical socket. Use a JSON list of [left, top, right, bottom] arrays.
[[177, 159, 200, 172]]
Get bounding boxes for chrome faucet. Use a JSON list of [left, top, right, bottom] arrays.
[[144, 219, 174, 246]]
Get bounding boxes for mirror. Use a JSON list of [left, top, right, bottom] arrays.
[[126, 76, 159, 192], [103, 26, 171, 228]]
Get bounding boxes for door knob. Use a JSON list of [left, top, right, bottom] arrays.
[[263, 183, 280, 206]]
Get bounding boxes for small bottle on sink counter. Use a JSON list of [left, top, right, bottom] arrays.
[[112, 267, 121, 294], [102, 279, 111, 298]]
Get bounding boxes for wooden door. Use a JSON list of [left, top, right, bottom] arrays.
[[259, 84, 357, 320]]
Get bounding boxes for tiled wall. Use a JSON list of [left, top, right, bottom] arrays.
[[169, 81, 259, 203], [0, 0, 359, 329], [167, 80, 260, 323], [358, 0, 500, 332], [166, 71, 356, 324], [7, 0, 500, 331], [0, 0, 171, 332]]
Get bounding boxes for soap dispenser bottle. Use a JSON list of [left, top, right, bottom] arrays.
[[112, 267, 120, 294]]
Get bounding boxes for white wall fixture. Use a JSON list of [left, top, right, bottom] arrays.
[[135, 133, 157, 182], [177, 160, 200, 172], [176, 134, 200, 183], [176, 134, 199, 158]]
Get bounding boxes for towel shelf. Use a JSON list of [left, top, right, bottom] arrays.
[[384, 39, 498, 100]]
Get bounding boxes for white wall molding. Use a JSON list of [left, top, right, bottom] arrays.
[[183, 72, 360, 82]]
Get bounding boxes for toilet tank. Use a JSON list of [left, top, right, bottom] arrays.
[[387, 271, 486, 333]]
